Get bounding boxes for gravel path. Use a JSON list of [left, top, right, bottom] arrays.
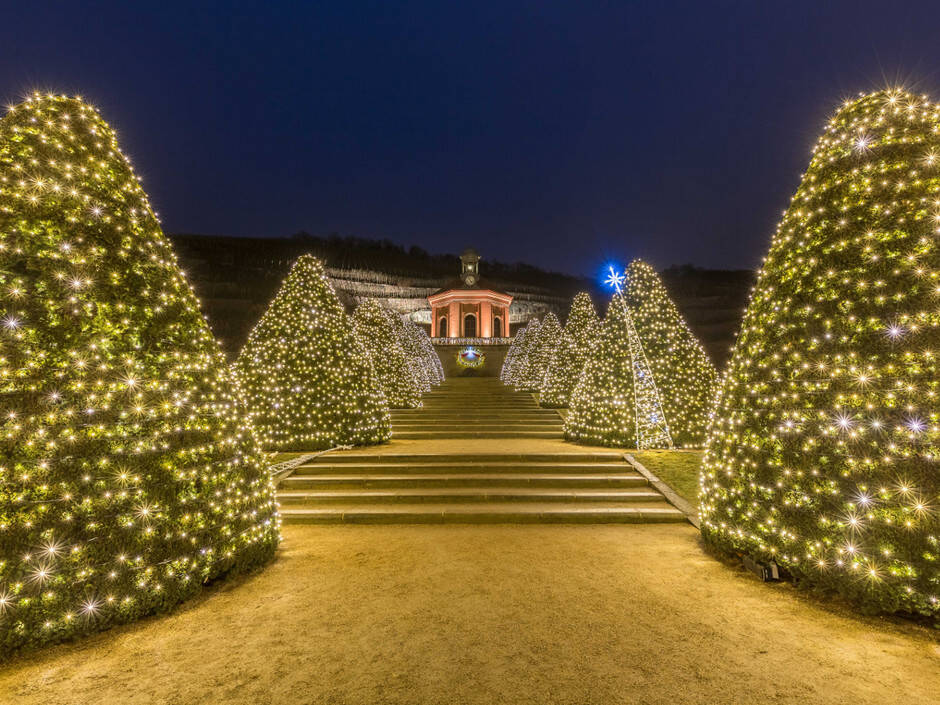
[[2, 524, 937, 704]]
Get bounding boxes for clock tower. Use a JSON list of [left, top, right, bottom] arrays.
[[459, 248, 480, 286]]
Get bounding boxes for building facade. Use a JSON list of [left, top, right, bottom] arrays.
[[427, 249, 513, 339]]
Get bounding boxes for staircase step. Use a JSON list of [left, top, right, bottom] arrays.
[[392, 420, 564, 433], [278, 488, 663, 503], [281, 473, 649, 489], [394, 431, 562, 439], [280, 503, 685, 524], [301, 453, 625, 463], [293, 462, 630, 474]]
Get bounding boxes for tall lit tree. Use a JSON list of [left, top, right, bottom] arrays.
[[625, 260, 718, 446], [0, 94, 279, 653], [387, 312, 430, 392], [565, 300, 638, 446], [516, 312, 562, 391], [352, 300, 422, 408], [407, 320, 443, 385], [541, 293, 599, 407], [701, 90, 940, 616], [500, 323, 528, 382], [235, 255, 390, 451], [506, 318, 540, 387]]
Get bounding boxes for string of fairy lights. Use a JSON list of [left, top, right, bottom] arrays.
[[0, 93, 279, 653], [540, 292, 599, 408], [507, 266, 716, 449], [700, 89, 940, 617], [233, 255, 392, 451]]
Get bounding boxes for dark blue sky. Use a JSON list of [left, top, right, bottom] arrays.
[[4, 1, 940, 276]]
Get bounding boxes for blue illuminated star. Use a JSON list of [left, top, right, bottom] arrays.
[[604, 266, 625, 293]]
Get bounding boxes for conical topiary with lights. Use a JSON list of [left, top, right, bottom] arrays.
[[700, 90, 940, 616], [419, 326, 445, 384], [516, 312, 562, 391], [387, 312, 431, 392], [506, 318, 539, 387], [234, 255, 390, 451], [0, 94, 279, 654], [564, 300, 638, 447], [625, 261, 718, 447], [541, 293, 599, 407], [500, 324, 528, 382], [352, 300, 422, 408], [408, 320, 444, 385]]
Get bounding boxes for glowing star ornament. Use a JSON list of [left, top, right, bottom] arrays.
[[234, 255, 391, 451], [700, 90, 940, 617], [541, 292, 600, 408], [0, 94, 279, 654]]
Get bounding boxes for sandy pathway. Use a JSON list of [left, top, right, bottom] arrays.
[[2, 523, 937, 705]]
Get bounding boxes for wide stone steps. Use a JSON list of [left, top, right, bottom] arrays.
[[278, 488, 664, 503], [281, 472, 650, 490], [278, 503, 683, 524], [274, 378, 686, 524]]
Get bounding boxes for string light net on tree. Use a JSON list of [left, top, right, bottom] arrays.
[[625, 260, 718, 447], [500, 324, 527, 382], [234, 255, 390, 451], [516, 312, 562, 391], [0, 94, 279, 654], [420, 327, 445, 384], [408, 321, 443, 385], [700, 90, 940, 616], [541, 293, 599, 407], [507, 318, 539, 387], [565, 299, 639, 447], [387, 312, 430, 392], [352, 300, 422, 408]]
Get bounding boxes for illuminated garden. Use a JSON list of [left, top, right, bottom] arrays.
[[2, 8, 940, 701]]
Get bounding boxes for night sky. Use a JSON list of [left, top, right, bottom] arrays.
[[4, 1, 940, 276]]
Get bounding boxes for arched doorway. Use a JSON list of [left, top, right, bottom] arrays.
[[463, 313, 477, 337], [439, 316, 448, 337], [493, 315, 502, 337]]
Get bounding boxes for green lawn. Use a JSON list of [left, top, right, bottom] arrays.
[[629, 450, 703, 507]]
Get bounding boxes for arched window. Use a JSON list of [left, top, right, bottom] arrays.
[[439, 316, 448, 338], [493, 315, 502, 338], [463, 313, 477, 338]]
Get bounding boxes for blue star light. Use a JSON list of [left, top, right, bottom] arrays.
[[604, 265, 626, 294]]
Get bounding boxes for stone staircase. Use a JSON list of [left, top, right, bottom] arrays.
[[277, 376, 686, 524], [390, 377, 563, 439], [278, 451, 684, 523]]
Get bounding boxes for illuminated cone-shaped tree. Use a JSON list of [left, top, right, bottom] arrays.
[[507, 318, 539, 387], [235, 255, 390, 450], [566, 295, 672, 448], [0, 94, 278, 653], [565, 300, 637, 446], [387, 312, 430, 392], [701, 90, 940, 616], [541, 293, 599, 407], [408, 321, 444, 385], [625, 261, 718, 446], [420, 328, 445, 383], [500, 324, 527, 382], [352, 301, 422, 408], [516, 312, 562, 391]]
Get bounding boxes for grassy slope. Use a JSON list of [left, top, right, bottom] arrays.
[[630, 450, 703, 506]]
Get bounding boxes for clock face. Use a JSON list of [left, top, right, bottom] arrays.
[[465, 273, 477, 285]]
